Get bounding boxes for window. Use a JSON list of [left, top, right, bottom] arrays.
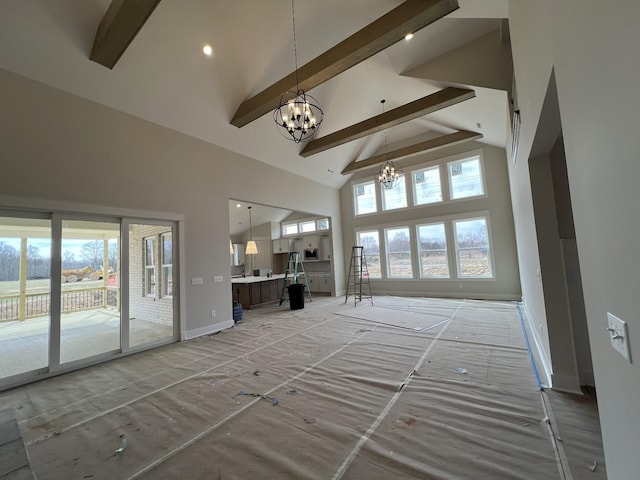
[[353, 181, 377, 215], [300, 221, 316, 233], [381, 176, 407, 211], [385, 227, 412, 278], [417, 223, 449, 278], [161, 232, 173, 296], [356, 230, 381, 278], [448, 156, 484, 199], [144, 237, 155, 296], [282, 223, 298, 236], [454, 217, 492, 277], [317, 218, 329, 230], [413, 166, 442, 205]]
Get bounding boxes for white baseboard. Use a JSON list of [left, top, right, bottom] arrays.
[[521, 302, 552, 388], [183, 319, 234, 340]]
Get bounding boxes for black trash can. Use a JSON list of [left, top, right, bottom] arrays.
[[288, 283, 305, 310]]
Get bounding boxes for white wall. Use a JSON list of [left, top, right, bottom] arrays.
[[0, 68, 343, 338], [339, 142, 521, 300], [509, 1, 640, 477]]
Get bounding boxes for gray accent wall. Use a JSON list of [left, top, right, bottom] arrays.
[[0, 68, 344, 338]]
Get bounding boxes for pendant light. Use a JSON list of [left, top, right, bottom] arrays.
[[245, 206, 258, 255]]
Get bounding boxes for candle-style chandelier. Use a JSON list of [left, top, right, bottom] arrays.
[[376, 100, 403, 189], [273, 0, 323, 143]]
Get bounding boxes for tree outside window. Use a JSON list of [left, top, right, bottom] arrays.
[[454, 218, 492, 277], [356, 230, 381, 278], [385, 227, 413, 278]]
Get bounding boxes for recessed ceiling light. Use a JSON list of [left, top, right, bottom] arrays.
[[404, 32, 414, 41], [236, 203, 242, 208], [202, 44, 213, 57]]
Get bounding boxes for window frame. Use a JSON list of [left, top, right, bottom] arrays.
[[161, 232, 173, 297], [412, 164, 443, 206], [353, 180, 378, 216], [384, 226, 414, 279], [447, 154, 486, 201], [144, 237, 155, 297], [381, 175, 408, 211], [452, 215, 494, 279], [355, 230, 382, 279], [416, 221, 450, 279]]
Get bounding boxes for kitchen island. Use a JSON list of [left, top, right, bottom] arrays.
[[231, 274, 287, 310]]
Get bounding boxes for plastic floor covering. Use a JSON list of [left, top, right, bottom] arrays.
[[0, 296, 606, 479]]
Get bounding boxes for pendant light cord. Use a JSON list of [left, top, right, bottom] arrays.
[[381, 99, 389, 160], [291, 0, 300, 92]]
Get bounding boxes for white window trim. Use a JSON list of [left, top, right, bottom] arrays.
[[352, 179, 379, 217], [353, 210, 495, 281], [452, 212, 495, 279], [144, 236, 155, 297], [161, 231, 173, 298], [416, 221, 450, 279], [446, 152, 487, 202]]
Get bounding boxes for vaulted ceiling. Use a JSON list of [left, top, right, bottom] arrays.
[[0, 0, 512, 190]]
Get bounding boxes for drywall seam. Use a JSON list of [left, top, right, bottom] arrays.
[[126, 326, 379, 479], [331, 300, 463, 479]]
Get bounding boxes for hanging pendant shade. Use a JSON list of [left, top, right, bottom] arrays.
[[245, 206, 258, 255], [245, 240, 258, 255]]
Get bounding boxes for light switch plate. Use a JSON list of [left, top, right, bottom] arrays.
[[191, 277, 203, 285], [607, 312, 632, 363], [213, 276, 223, 283]]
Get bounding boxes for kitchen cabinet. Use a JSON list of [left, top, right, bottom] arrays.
[[317, 274, 333, 293], [272, 238, 291, 254], [301, 236, 319, 249], [320, 236, 331, 261], [232, 274, 285, 310], [305, 273, 318, 292]]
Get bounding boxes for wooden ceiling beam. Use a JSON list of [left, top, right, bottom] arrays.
[[301, 87, 475, 157], [341, 130, 482, 175], [90, 0, 162, 69], [230, 0, 459, 127]]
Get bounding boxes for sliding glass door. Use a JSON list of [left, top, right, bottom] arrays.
[[0, 210, 178, 390], [0, 214, 52, 378], [60, 219, 120, 365], [128, 222, 176, 348]]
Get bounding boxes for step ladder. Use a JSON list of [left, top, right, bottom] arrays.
[[279, 251, 312, 306], [344, 246, 373, 306]]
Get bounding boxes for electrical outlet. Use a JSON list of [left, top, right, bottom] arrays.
[[607, 312, 632, 363], [211, 310, 216, 318]]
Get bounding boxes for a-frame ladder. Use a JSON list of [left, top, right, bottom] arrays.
[[279, 251, 312, 306], [344, 246, 373, 306]]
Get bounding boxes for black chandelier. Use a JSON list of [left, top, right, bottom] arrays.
[[376, 100, 403, 189], [273, 0, 323, 143]]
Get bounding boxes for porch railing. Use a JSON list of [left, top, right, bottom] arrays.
[[0, 287, 119, 322]]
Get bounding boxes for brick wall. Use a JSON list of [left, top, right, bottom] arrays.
[[129, 224, 174, 326]]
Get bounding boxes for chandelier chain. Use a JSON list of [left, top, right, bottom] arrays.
[[291, 0, 300, 91]]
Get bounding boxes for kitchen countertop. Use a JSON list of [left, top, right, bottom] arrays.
[[231, 274, 286, 284]]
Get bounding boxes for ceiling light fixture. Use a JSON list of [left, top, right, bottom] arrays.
[[202, 44, 213, 57], [273, 0, 323, 143], [376, 99, 404, 190], [404, 32, 414, 41], [245, 206, 258, 255]]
